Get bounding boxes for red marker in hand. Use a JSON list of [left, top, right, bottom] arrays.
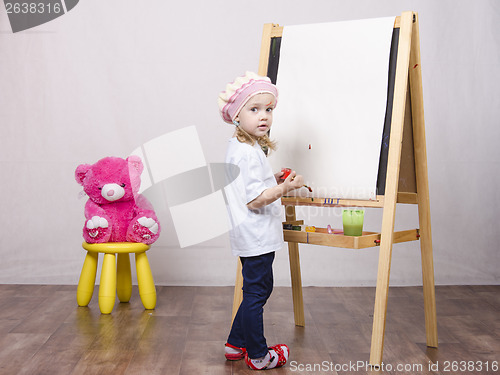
[[280, 168, 292, 180]]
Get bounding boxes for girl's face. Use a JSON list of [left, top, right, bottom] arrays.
[[235, 93, 275, 139]]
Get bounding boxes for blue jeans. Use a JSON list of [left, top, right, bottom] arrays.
[[227, 251, 275, 359]]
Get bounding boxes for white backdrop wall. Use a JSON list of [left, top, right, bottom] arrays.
[[0, 0, 498, 286]]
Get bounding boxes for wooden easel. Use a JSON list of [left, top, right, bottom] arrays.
[[231, 11, 438, 366]]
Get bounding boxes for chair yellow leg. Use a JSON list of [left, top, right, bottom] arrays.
[[117, 253, 132, 303], [77, 251, 98, 307], [135, 252, 156, 310], [79, 242, 155, 313], [99, 253, 117, 314]]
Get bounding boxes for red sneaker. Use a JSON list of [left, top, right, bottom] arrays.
[[225, 342, 246, 361], [245, 344, 289, 370]]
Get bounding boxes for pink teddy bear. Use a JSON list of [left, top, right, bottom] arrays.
[[75, 156, 160, 244]]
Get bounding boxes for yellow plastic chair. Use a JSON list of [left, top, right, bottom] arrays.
[[77, 242, 156, 314]]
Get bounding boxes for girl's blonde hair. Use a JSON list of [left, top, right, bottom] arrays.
[[235, 125, 277, 155]]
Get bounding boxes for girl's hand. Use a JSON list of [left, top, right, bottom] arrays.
[[275, 170, 285, 183], [282, 171, 304, 192], [247, 170, 304, 210]]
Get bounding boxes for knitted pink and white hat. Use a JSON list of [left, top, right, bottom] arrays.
[[218, 71, 278, 124]]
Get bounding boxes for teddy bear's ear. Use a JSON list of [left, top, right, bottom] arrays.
[[75, 164, 91, 185], [126, 155, 144, 175]]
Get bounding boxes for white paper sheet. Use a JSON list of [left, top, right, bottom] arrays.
[[269, 17, 395, 200]]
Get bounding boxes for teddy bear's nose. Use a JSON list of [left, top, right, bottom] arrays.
[[101, 183, 125, 202]]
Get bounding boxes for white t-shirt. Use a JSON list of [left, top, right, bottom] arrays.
[[225, 137, 284, 257]]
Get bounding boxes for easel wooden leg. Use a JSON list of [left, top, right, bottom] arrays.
[[370, 11, 414, 366], [286, 206, 305, 327], [231, 258, 243, 325], [370, 225, 395, 365], [409, 12, 438, 349], [288, 241, 305, 327], [418, 211, 438, 347]]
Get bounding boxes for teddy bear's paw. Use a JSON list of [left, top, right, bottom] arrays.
[[128, 216, 159, 243], [137, 217, 159, 235], [85, 216, 109, 241]]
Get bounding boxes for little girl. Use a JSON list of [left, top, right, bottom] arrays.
[[218, 71, 304, 370]]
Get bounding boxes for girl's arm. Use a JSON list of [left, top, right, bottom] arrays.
[[247, 171, 304, 210]]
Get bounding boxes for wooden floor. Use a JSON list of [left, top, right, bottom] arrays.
[[0, 285, 499, 375]]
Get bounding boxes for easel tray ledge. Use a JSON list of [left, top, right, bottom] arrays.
[[281, 192, 418, 208], [283, 228, 420, 249]]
